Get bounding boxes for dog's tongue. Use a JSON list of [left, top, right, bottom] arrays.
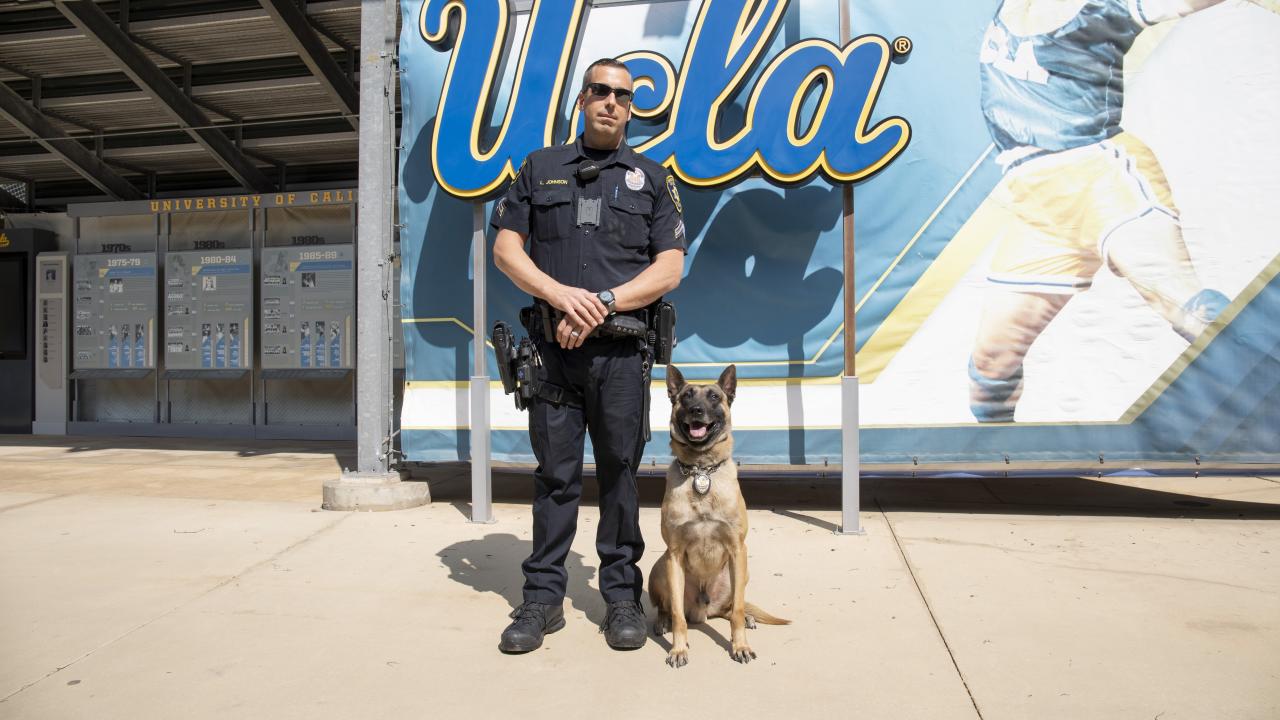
[[688, 422, 708, 439]]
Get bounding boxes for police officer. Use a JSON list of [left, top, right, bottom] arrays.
[[491, 57, 686, 653]]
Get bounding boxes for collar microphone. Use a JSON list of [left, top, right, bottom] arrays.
[[576, 160, 602, 182]]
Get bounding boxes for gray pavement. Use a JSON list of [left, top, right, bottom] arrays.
[[1, 436, 1277, 719]]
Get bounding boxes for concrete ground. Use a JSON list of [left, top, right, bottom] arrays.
[[0, 436, 1277, 720]]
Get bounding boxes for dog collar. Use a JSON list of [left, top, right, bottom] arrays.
[[676, 459, 726, 495]]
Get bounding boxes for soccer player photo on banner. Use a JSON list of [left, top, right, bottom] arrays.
[[857, 0, 1280, 430]]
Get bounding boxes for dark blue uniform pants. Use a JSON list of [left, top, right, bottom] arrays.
[[523, 336, 647, 605]]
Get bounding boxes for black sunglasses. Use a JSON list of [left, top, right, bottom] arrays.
[[583, 82, 633, 105]]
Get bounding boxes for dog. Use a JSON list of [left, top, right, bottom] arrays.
[[647, 363, 790, 667]]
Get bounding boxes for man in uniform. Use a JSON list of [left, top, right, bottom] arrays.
[[490, 58, 686, 653]]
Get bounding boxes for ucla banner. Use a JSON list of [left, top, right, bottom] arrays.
[[398, 0, 1280, 467]]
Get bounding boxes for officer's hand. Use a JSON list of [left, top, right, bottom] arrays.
[[556, 318, 591, 350], [547, 285, 607, 330]]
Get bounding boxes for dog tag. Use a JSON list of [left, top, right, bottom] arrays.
[[693, 472, 710, 495]]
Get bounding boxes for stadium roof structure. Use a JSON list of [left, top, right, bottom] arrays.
[[0, 0, 394, 211]]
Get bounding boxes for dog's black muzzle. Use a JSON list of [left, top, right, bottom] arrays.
[[675, 404, 725, 446]]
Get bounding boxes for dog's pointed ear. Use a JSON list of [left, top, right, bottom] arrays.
[[666, 364, 685, 402], [717, 364, 737, 405]]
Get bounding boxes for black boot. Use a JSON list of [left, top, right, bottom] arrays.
[[601, 600, 647, 650], [499, 602, 565, 654]]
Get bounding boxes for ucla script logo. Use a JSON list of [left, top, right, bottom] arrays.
[[419, 0, 911, 199]]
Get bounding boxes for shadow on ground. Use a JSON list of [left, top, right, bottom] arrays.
[[436, 532, 611, 626], [435, 531, 745, 655], [410, 462, 1280, 521], [0, 434, 356, 464]]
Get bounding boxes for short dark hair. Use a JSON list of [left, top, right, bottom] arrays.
[[580, 58, 630, 91]]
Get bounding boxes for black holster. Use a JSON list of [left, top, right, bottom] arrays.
[[493, 317, 582, 410]]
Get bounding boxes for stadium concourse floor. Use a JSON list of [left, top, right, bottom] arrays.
[[1, 436, 1277, 720]]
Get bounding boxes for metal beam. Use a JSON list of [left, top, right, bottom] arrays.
[[0, 131, 358, 170], [0, 182, 27, 209], [31, 76, 335, 133], [0, 81, 142, 200], [0, 0, 360, 83], [53, 0, 275, 193], [0, 1, 359, 54], [257, 0, 358, 129]]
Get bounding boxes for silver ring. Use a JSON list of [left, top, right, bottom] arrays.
[[570, 331, 580, 337]]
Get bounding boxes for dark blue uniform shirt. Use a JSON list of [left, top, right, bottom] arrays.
[[490, 137, 686, 294]]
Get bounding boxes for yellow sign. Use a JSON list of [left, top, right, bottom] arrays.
[[147, 189, 356, 214], [0, 232, 8, 248]]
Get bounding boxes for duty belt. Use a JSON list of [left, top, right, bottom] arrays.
[[530, 301, 648, 342], [504, 300, 675, 443], [525, 301, 655, 441]]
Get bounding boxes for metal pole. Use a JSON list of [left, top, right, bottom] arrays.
[[324, 0, 429, 510], [380, 0, 397, 469], [355, 0, 392, 476], [838, 0, 863, 535], [470, 204, 494, 523], [323, 0, 428, 510]]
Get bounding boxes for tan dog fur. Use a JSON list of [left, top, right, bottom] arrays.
[[648, 364, 789, 667]]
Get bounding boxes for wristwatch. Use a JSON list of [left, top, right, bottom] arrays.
[[597, 289, 616, 314]]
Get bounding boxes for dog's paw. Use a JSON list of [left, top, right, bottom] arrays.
[[653, 614, 670, 637], [730, 643, 756, 664], [745, 614, 757, 630], [666, 649, 689, 668]]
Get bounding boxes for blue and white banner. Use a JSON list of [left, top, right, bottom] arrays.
[[398, 0, 1280, 466]]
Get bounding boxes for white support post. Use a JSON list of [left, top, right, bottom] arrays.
[[839, 375, 864, 534], [470, 204, 495, 523], [836, 0, 863, 535]]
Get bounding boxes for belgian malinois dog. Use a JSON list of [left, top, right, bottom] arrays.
[[648, 364, 789, 667]]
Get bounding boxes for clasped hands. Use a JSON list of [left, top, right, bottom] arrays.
[[546, 284, 609, 350]]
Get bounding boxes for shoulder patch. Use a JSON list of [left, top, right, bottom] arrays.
[[665, 175, 683, 215]]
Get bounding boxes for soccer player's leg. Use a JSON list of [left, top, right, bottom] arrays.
[[1100, 133, 1230, 342], [969, 290, 1072, 422], [1104, 212, 1228, 342], [968, 159, 1089, 423]]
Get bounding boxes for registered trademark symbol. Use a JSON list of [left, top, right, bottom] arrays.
[[892, 36, 913, 62]]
